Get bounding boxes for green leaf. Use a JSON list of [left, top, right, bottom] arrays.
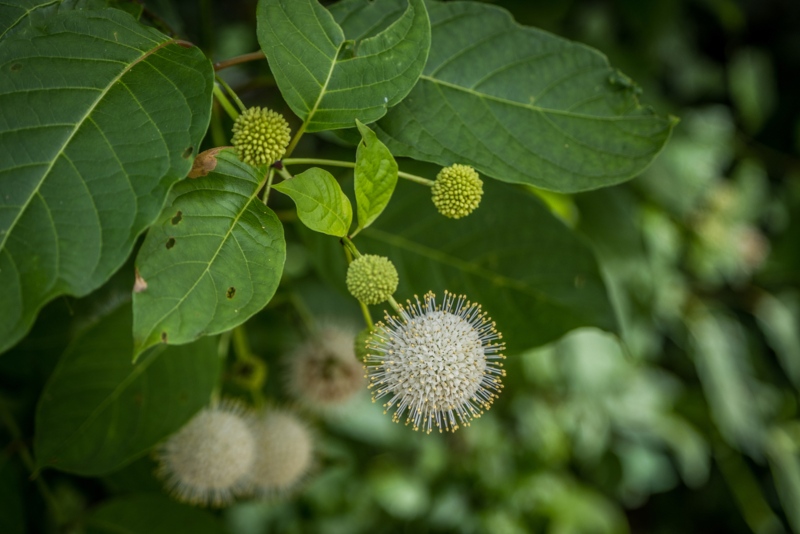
[[353, 120, 398, 234], [361, 1, 675, 193], [755, 292, 800, 391], [688, 310, 767, 457], [0, 462, 25, 534], [0, 9, 213, 355], [85, 494, 226, 534], [35, 303, 220, 476], [275, 167, 353, 237], [766, 426, 800, 534], [255, 0, 430, 132], [301, 178, 616, 352], [132, 149, 286, 358]]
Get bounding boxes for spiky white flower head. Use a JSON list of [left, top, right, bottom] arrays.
[[249, 409, 314, 496], [364, 291, 506, 434], [231, 106, 291, 166], [285, 325, 364, 410], [156, 400, 256, 507]]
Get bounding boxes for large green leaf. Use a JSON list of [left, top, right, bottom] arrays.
[[355, 1, 675, 193], [274, 167, 353, 237], [0, 8, 213, 355], [303, 178, 616, 352], [35, 303, 220, 476], [85, 494, 226, 534], [353, 120, 398, 235], [256, 0, 430, 132], [132, 149, 286, 358]]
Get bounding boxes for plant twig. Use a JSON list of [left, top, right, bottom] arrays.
[[214, 51, 267, 71]]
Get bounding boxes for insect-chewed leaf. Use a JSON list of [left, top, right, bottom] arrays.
[[35, 303, 220, 476], [348, 0, 676, 193], [274, 167, 353, 237], [353, 120, 398, 233], [0, 8, 213, 355], [132, 149, 286, 358], [256, 0, 430, 132]]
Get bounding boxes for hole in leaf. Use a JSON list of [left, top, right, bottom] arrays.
[[166, 237, 176, 249], [171, 211, 183, 225], [10, 63, 21, 72], [226, 287, 236, 299], [182, 146, 194, 159], [161, 332, 168, 343]]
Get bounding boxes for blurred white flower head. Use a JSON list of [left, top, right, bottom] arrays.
[[156, 400, 255, 507]]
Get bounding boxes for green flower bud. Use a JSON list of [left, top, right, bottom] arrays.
[[231, 107, 291, 166], [432, 164, 483, 219], [346, 254, 398, 305]]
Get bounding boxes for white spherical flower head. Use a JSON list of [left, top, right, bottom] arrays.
[[286, 325, 364, 410], [249, 409, 313, 496], [156, 401, 256, 507], [364, 291, 506, 433]]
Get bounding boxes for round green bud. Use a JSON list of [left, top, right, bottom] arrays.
[[346, 254, 398, 305], [231, 107, 291, 166], [431, 164, 483, 219]]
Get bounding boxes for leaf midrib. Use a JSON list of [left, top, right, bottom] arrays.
[[39, 345, 164, 468], [418, 74, 657, 122], [138, 161, 268, 349], [364, 226, 586, 316], [0, 37, 177, 253]]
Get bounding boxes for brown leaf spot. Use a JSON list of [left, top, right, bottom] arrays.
[[166, 237, 175, 249], [10, 63, 21, 72], [171, 211, 183, 225], [226, 286, 236, 299], [182, 146, 194, 159], [188, 147, 228, 178], [133, 268, 148, 293], [161, 332, 168, 343]]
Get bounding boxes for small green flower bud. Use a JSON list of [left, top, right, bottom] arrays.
[[346, 254, 398, 305], [432, 164, 483, 219], [231, 107, 291, 166]]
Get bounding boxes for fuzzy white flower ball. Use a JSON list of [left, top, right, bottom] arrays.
[[156, 401, 255, 507], [286, 325, 364, 410], [249, 409, 313, 495], [364, 291, 506, 433]]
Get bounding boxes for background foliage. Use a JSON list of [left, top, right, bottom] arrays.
[[1, 0, 799, 533]]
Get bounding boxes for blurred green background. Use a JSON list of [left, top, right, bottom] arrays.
[[3, 0, 800, 533]]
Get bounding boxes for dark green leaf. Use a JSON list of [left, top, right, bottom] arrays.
[[85, 494, 226, 534], [132, 149, 286, 358], [0, 462, 25, 534], [0, 9, 213, 355], [353, 120, 398, 234], [302, 178, 616, 352], [275, 167, 353, 237], [365, 1, 675, 192], [35, 303, 220, 476], [256, 0, 430, 131]]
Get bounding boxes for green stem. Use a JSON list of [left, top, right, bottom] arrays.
[[210, 103, 227, 146], [285, 121, 308, 159], [341, 236, 361, 258], [276, 166, 293, 182], [386, 296, 402, 314], [263, 167, 275, 205], [282, 158, 436, 187], [359, 300, 375, 330], [213, 84, 239, 121], [0, 403, 61, 520], [232, 326, 253, 362], [215, 75, 246, 113]]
